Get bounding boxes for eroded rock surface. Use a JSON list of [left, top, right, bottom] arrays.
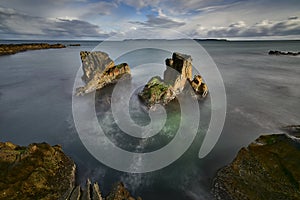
[[139, 52, 208, 107], [212, 132, 300, 200], [76, 51, 131, 95], [0, 141, 142, 200], [0, 142, 75, 200], [0, 43, 66, 55]]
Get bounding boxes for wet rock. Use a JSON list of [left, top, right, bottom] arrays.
[[212, 132, 300, 200], [0, 142, 75, 200], [269, 50, 300, 56], [0, 43, 66, 55], [76, 51, 131, 95]]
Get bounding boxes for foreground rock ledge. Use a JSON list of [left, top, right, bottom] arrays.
[[0, 142, 75, 200], [0, 43, 66, 56], [0, 141, 141, 200], [212, 130, 300, 200]]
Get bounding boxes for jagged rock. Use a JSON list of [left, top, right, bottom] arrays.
[[0, 43, 66, 55], [76, 51, 131, 95], [269, 50, 300, 56], [106, 182, 142, 200], [69, 186, 81, 200], [81, 179, 92, 200], [164, 52, 192, 94], [92, 182, 103, 200], [138, 76, 175, 107], [139, 52, 208, 108], [0, 142, 75, 200], [212, 132, 300, 200], [80, 51, 115, 83]]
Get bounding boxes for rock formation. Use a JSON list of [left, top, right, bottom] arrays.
[[269, 50, 300, 56], [0, 141, 142, 200], [164, 52, 192, 94], [189, 75, 208, 98], [138, 76, 175, 107], [76, 51, 131, 95], [212, 128, 300, 200], [139, 52, 208, 108], [0, 43, 66, 56], [0, 142, 75, 200]]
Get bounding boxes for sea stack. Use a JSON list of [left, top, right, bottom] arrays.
[[76, 51, 131, 95], [139, 52, 208, 108]]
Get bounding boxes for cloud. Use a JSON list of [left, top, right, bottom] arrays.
[[0, 7, 113, 39], [130, 14, 185, 28], [206, 18, 300, 38], [0, 0, 116, 20]]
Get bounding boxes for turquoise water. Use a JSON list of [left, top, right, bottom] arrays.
[[0, 40, 299, 199]]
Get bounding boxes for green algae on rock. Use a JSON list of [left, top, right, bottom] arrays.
[[0, 142, 75, 200], [212, 133, 300, 200], [138, 76, 175, 107], [0, 43, 66, 56]]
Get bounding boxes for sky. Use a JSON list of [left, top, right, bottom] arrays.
[[0, 0, 300, 40]]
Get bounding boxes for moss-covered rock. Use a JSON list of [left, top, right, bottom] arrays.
[[138, 76, 175, 107], [0, 142, 75, 200], [0, 43, 66, 56], [212, 132, 300, 200]]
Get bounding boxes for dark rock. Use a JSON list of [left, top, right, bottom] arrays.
[[0, 142, 75, 200], [69, 44, 81, 46], [0, 43, 66, 55], [212, 132, 300, 200], [269, 50, 300, 56], [76, 51, 131, 95]]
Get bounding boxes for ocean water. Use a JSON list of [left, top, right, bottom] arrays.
[[0, 40, 299, 199]]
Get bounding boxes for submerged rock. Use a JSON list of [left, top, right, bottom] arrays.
[[139, 52, 208, 108], [76, 51, 131, 95], [269, 50, 300, 56], [0, 43, 66, 56], [0, 142, 75, 200], [212, 131, 300, 200]]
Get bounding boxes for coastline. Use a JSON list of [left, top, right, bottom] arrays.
[[0, 43, 66, 56]]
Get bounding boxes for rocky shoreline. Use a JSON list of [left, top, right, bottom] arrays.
[[0, 43, 66, 56], [269, 50, 300, 56], [212, 125, 300, 200], [0, 141, 141, 200]]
